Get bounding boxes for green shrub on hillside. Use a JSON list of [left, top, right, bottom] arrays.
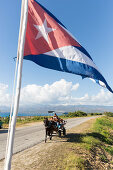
[[104, 112, 113, 117], [89, 113, 102, 116], [68, 111, 87, 117], [3, 116, 10, 124]]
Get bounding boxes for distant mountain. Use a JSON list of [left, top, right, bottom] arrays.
[[0, 104, 113, 114], [19, 104, 113, 113]]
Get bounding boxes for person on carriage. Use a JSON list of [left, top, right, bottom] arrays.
[[53, 113, 58, 121], [53, 113, 63, 122], [52, 113, 64, 129], [48, 113, 58, 127]]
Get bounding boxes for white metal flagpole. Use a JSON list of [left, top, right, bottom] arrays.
[[4, 0, 25, 163], [4, 0, 28, 169]]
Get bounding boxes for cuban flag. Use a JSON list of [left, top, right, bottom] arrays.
[[24, 0, 113, 93]]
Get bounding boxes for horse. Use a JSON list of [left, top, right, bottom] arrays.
[[43, 117, 66, 142], [43, 118, 58, 143]]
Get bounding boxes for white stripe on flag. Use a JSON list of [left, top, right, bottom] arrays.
[[44, 46, 99, 71]]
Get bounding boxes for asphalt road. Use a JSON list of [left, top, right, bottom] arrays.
[[0, 116, 97, 160]]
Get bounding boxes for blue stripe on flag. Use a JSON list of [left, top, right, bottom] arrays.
[[24, 54, 113, 93], [75, 46, 93, 61]]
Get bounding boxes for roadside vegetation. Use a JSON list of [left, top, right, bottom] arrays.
[[0, 116, 45, 128], [61, 116, 113, 169], [0, 111, 111, 128], [36, 115, 113, 169], [62, 110, 102, 118]]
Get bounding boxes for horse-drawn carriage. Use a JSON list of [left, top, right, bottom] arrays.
[[43, 115, 66, 143]]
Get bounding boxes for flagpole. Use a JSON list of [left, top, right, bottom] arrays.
[[4, 0, 25, 164], [4, 0, 28, 170]]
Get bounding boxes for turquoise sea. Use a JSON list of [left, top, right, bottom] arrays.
[[0, 112, 62, 117]]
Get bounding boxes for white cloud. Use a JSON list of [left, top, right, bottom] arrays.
[[0, 83, 11, 106], [90, 89, 113, 105], [70, 89, 113, 106], [71, 83, 79, 91], [20, 79, 79, 105], [0, 80, 112, 111]]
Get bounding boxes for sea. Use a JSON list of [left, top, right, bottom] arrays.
[[0, 112, 62, 117]]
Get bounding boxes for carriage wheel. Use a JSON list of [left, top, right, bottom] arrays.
[[58, 130, 61, 137], [63, 128, 66, 136]]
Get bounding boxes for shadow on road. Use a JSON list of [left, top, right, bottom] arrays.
[[0, 129, 8, 134]]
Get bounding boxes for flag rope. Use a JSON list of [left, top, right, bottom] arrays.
[[4, 57, 19, 166]]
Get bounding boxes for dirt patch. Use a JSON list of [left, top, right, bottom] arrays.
[[0, 118, 113, 170]]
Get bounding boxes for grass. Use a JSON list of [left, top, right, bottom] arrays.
[[79, 117, 113, 157], [17, 116, 45, 123], [93, 116, 113, 145], [104, 145, 113, 155], [2, 116, 48, 128], [64, 153, 85, 170], [81, 135, 101, 150], [56, 116, 113, 169]]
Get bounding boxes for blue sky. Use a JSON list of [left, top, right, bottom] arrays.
[[0, 0, 113, 111]]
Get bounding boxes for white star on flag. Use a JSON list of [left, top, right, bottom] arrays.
[[34, 19, 56, 43]]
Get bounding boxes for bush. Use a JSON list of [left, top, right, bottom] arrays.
[[32, 116, 44, 121], [104, 112, 113, 117], [68, 111, 87, 117], [3, 116, 10, 124], [89, 113, 102, 116]]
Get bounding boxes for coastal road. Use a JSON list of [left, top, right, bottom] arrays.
[[0, 116, 98, 160]]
